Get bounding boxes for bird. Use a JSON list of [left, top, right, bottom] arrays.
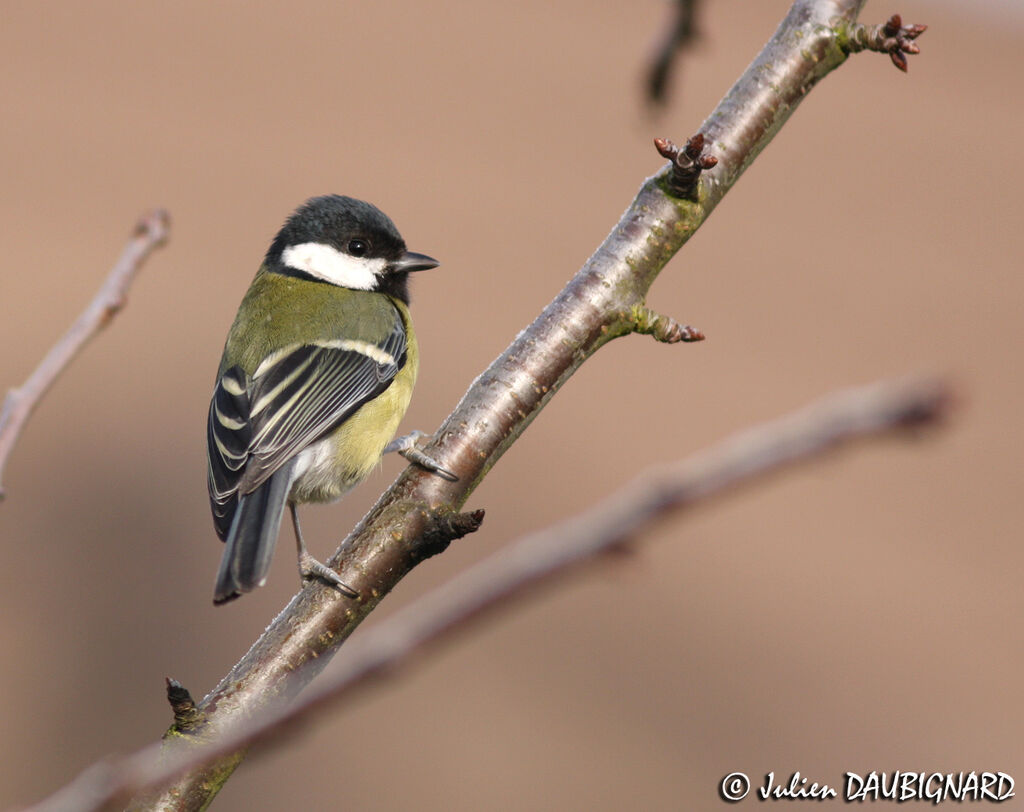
[[207, 194, 452, 604]]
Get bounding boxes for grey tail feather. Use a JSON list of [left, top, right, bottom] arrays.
[[213, 459, 296, 605]]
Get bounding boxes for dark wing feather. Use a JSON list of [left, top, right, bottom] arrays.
[[206, 305, 407, 540], [208, 367, 252, 540], [213, 458, 297, 603]]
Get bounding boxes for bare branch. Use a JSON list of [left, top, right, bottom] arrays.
[[0, 210, 170, 499], [117, 1, 932, 807], [21, 377, 951, 812]]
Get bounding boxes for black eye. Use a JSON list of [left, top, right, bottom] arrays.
[[347, 239, 369, 257]]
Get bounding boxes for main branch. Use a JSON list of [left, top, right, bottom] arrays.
[[126, 1, 924, 808]]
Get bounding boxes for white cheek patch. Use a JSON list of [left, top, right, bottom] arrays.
[[281, 242, 386, 290]]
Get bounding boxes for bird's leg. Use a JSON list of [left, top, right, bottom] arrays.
[[385, 430, 458, 481], [291, 503, 358, 598]]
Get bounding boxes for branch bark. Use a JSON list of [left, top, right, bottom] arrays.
[[22, 377, 949, 812], [115, 1, 925, 808], [0, 210, 170, 499]]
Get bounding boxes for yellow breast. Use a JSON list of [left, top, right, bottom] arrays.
[[289, 299, 418, 504]]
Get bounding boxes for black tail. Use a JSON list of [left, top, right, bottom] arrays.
[[213, 460, 296, 604]]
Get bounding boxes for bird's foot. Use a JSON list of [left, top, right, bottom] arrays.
[[385, 430, 458, 481], [298, 551, 359, 598]]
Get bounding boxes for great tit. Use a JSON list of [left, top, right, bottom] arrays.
[[207, 195, 444, 604]]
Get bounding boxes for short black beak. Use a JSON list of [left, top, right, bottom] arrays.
[[392, 251, 440, 273]]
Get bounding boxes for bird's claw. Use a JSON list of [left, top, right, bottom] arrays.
[[386, 431, 458, 481], [298, 551, 358, 598]]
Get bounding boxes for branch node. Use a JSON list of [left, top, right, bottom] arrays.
[[135, 209, 171, 244], [166, 678, 206, 735], [631, 305, 705, 344], [843, 13, 927, 72], [415, 508, 486, 563], [654, 133, 717, 200]]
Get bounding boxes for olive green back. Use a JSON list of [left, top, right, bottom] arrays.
[[218, 266, 411, 377]]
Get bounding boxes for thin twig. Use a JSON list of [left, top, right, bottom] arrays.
[[0, 210, 170, 499], [20, 376, 951, 812], [645, 0, 702, 106]]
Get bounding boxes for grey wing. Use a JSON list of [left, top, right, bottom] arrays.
[[207, 310, 407, 541]]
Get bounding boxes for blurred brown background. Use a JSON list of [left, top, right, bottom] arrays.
[[1, 1, 1021, 809]]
